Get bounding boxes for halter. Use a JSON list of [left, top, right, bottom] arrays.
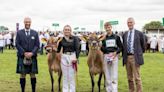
[[45, 42, 58, 53]]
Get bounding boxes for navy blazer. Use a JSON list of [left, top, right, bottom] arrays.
[[122, 30, 145, 66], [16, 29, 40, 57]]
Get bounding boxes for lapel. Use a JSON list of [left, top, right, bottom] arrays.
[[28, 29, 33, 43], [133, 30, 137, 46], [124, 31, 128, 48]]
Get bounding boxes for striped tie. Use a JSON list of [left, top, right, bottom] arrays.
[[26, 31, 29, 36], [127, 31, 132, 53]]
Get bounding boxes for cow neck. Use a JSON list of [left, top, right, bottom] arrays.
[[89, 49, 97, 53], [51, 51, 56, 60], [89, 49, 97, 61]]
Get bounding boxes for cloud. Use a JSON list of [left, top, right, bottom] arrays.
[[0, 0, 163, 31], [84, 0, 164, 13]]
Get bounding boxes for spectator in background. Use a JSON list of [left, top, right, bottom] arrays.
[[44, 30, 50, 40], [6, 32, 12, 49], [39, 32, 46, 55], [160, 37, 164, 53], [80, 39, 87, 55], [10, 32, 15, 49], [150, 35, 158, 53], [0, 33, 4, 53]]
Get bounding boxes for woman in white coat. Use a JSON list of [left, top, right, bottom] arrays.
[[0, 33, 4, 53], [150, 35, 158, 53]]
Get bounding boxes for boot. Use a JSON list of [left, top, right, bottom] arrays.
[[31, 78, 36, 92], [20, 78, 26, 92]]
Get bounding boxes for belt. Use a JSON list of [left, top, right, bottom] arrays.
[[127, 53, 134, 55], [104, 51, 115, 54], [63, 52, 74, 55]]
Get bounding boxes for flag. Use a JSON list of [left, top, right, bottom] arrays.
[[100, 20, 104, 31]]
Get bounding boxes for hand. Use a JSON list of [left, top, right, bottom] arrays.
[[24, 52, 29, 58], [72, 59, 77, 63], [113, 52, 117, 59], [27, 52, 33, 58], [24, 52, 33, 59]]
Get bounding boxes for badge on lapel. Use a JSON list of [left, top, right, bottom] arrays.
[[31, 36, 35, 40]]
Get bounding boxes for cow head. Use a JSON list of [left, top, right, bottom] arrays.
[[82, 33, 105, 50], [45, 37, 62, 53]]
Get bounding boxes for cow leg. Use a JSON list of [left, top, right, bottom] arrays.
[[98, 73, 103, 92], [49, 70, 54, 92], [90, 72, 94, 92], [104, 74, 106, 88], [58, 71, 62, 92]]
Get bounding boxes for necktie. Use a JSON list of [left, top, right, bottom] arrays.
[[26, 31, 29, 36], [127, 31, 132, 53]]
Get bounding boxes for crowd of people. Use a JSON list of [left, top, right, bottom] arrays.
[[0, 32, 16, 53], [1, 28, 164, 55], [146, 35, 164, 53]]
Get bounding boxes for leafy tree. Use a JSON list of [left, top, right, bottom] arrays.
[[143, 21, 163, 30]]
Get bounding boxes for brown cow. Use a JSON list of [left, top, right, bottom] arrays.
[[82, 33, 105, 92], [44, 37, 62, 92]]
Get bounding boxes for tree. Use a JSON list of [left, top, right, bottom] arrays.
[[0, 26, 9, 32], [143, 21, 163, 30]]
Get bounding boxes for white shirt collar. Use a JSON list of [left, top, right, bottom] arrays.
[[128, 28, 135, 32], [25, 28, 30, 32]]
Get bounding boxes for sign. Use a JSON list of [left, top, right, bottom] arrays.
[[0, 26, 8, 32], [0, 27, 3, 32], [74, 27, 79, 30], [52, 23, 59, 27], [109, 21, 119, 25], [81, 28, 86, 30], [100, 20, 104, 31], [163, 18, 164, 26]]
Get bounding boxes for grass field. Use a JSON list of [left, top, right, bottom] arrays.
[[0, 50, 164, 92]]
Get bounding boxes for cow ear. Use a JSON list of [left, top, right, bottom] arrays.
[[57, 37, 63, 43], [41, 38, 47, 42], [56, 37, 63, 46], [98, 35, 106, 41], [80, 35, 88, 42]]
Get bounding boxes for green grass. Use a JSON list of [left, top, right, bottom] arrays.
[[0, 50, 164, 92]]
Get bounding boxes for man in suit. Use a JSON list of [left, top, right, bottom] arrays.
[[122, 17, 145, 92], [16, 17, 39, 92]]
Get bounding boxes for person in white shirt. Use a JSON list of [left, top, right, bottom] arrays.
[[5, 32, 12, 49], [13, 33, 16, 47], [150, 35, 158, 53], [3, 33, 7, 48], [39, 32, 46, 55], [80, 40, 87, 55], [44, 31, 50, 40], [57, 32, 64, 37], [0, 33, 4, 53], [161, 37, 164, 53]]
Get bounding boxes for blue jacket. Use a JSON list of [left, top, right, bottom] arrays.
[[16, 29, 40, 57]]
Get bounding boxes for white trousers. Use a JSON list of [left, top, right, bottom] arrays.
[[104, 53, 118, 92], [61, 53, 76, 92]]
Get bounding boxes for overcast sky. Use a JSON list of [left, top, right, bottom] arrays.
[[0, 0, 164, 32]]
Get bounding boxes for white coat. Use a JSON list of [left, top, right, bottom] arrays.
[[150, 37, 158, 49]]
